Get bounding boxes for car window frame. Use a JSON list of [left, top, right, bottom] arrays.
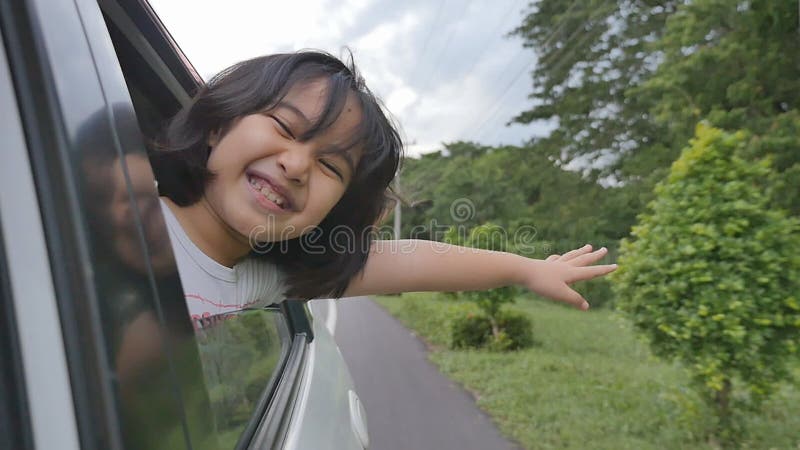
[[0, 5, 83, 448]]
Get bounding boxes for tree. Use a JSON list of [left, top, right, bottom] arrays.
[[512, 1, 800, 216], [510, 0, 680, 183], [633, 0, 800, 143], [399, 140, 631, 307], [631, 0, 800, 214], [399, 141, 623, 245], [612, 124, 800, 437]]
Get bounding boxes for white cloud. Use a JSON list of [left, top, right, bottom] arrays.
[[152, 0, 368, 76], [386, 86, 418, 116], [353, 11, 420, 52]]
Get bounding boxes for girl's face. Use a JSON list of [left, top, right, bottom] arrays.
[[202, 79, 362, 246]]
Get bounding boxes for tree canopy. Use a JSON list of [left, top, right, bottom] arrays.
[[511, 0, 800, 209], [612, 124, 800, 433]]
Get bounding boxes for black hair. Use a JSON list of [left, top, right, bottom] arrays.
[[150, 50, 403, 299]]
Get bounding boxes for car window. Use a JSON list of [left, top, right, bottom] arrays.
[[195, 309, 291, 447], [2, 0, 210, 447], [98, 4, 298, 447]]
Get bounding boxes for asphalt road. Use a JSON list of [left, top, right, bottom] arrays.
[[323, 296, 521, 450]]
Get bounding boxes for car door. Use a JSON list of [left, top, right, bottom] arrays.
[[0, 0, 214, 447], [0, 0, 314, 448], [95, 3, 369, 449]]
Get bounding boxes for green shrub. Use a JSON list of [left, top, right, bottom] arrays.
[[450, 313, 492, 349], [486, 331, 513, 352], [494, 310, 533, 350], [450, 310, 533, 351], [611, 124, 800, 438]]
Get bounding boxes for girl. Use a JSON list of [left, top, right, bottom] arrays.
[[150, 50, 616, 320]]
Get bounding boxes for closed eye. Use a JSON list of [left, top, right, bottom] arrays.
[[269, 115, 295, 139], [320, 159, 344, 181]]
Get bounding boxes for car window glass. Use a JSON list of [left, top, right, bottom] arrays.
[[99, 9, 296, 447], [195, 309, 291, 447], [66, 47, 212, 450]]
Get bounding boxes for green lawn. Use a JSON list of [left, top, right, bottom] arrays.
[[374, 293, 800, 450]]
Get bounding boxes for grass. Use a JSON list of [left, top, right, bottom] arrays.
[[374, 293, 800, 450]]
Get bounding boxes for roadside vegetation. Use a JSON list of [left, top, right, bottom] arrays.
[[389, 2, 800, 448], [375, 293, 800, 450]]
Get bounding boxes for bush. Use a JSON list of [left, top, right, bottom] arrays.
[[611, 124, 800, 437], [450, 310, 533, 351], [450, 313, 492, 349], [494, 310, 533, 350]]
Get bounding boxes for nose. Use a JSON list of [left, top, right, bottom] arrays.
[[277, 143, 312, 185]]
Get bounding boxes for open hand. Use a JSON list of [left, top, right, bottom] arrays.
[[523, 244, 617, 310]]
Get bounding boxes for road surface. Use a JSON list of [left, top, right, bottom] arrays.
[[313, 296, 521, 450]]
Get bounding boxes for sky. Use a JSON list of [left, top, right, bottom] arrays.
[[149, 0, 554, 157]]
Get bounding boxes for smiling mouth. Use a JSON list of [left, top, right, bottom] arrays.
[[247, 175, 291, 210]]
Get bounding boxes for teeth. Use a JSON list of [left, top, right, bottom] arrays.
[[261, 188, 284, 206], [250, 176, 286, 208]]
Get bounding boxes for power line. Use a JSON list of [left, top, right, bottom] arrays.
[[461, 0, 583, 141], [418, 0, 448, 63], [467, 2, 614, 144], [417, 0, 476, 97], [475, 10, 610, 143], [469, 59, 534, 142], [458, 0, 527, 83], [406, 0, 528, 147]]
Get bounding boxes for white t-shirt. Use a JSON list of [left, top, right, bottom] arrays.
[[160, 199, 287, 322]]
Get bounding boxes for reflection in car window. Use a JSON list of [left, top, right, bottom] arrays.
[[194, 309, 291, 447], [100, 9, 296, 447], [76, 102, 213, 449]]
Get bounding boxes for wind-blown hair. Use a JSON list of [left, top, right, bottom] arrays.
[[150, 50, 403, 299]]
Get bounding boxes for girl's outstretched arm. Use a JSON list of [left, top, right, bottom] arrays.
[[342, 240, 616, 310]]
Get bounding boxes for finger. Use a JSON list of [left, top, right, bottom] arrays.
[[545, 254, 560, 262], [569, 247, 609, 266], [561, 288, 589, 310], [559, 244, 592, 262], [568, 264, 618, 282]]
